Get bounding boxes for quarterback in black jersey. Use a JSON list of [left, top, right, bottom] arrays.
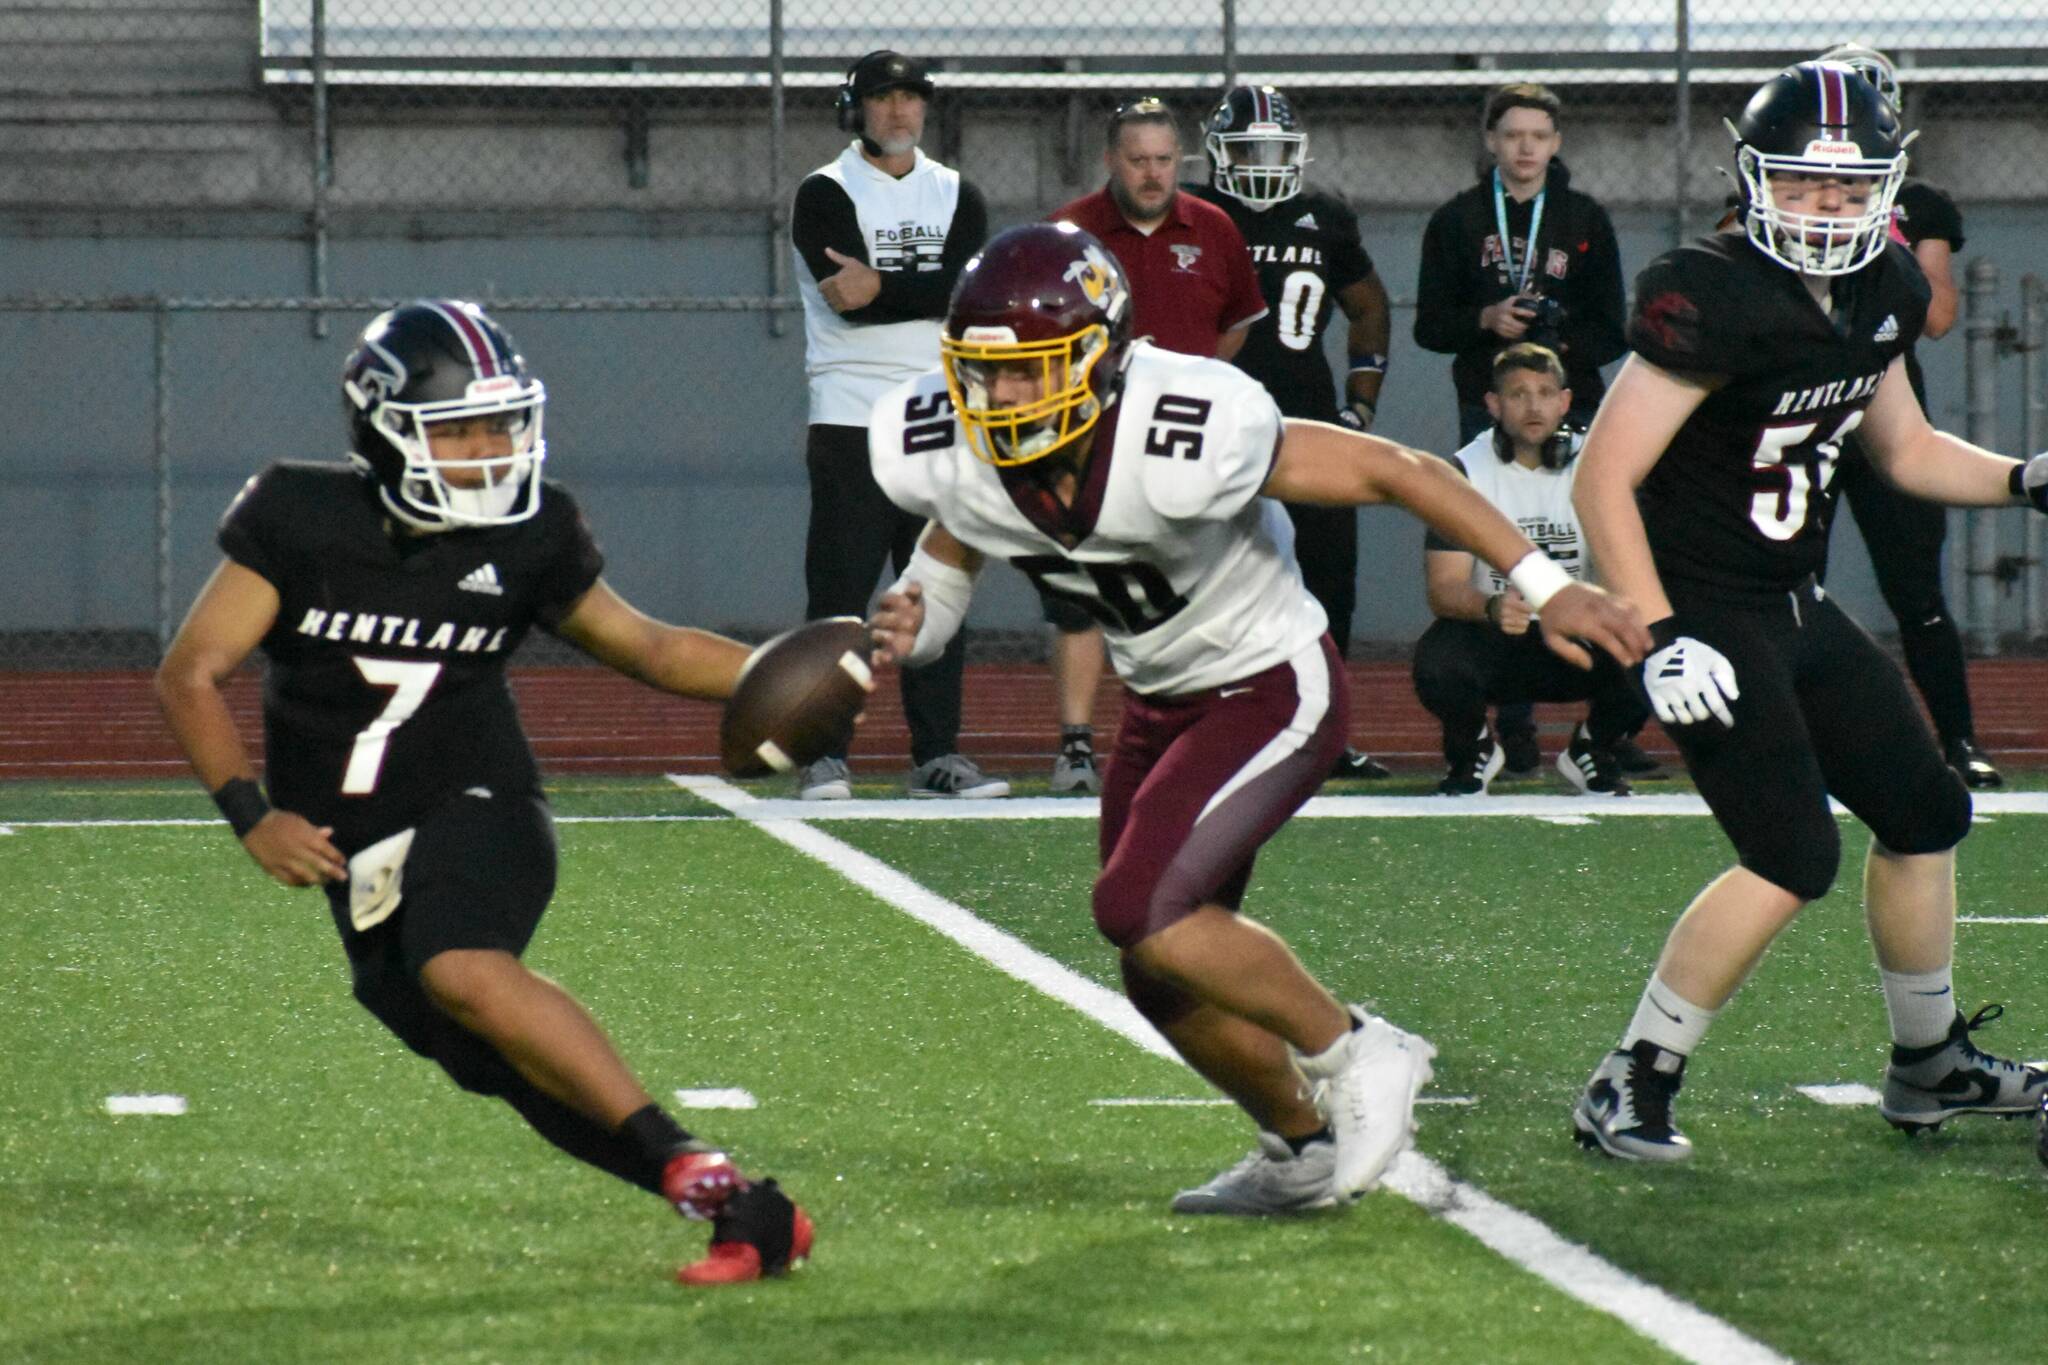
[[156, 301, 811, 1284], [1568, 66, 2048, 1165], [1188, 83, 1395, 781]]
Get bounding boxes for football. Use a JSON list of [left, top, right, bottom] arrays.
[[719, 617, 876, 778]]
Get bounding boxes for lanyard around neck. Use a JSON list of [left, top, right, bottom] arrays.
[[1492, 169, 1547, 295]]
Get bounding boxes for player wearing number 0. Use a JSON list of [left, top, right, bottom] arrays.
[[155, 300, 810, 1284], [868, 223, 1649, 1213], [1187, 83, 1396, 783], [1568, 65, 2048, 1164]]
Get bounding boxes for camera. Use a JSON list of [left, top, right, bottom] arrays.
[[1525, 294, 1568, 349], [1540, 420, 1584, 470]]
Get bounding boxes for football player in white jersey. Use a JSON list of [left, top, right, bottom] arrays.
[[865, 223, 1651, 1214]]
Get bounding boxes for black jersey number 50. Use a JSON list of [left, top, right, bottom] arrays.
[[1011, 554, 1190, 634], [903, 390, 956, 454], [1143, 394, 1213, 461]]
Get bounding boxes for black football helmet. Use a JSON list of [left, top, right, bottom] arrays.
[[342, 300, 546, 532], [941, 222, 1135, 467], [1728, 61, 1908, 277], [1205, 84, 1307, 210], [1818, 42, 1902, 115]]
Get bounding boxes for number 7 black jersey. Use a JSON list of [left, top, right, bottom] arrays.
[[1626, 232, 1929, 600], [218, 462, 603, 852], [1184, 181, 1375, 421]]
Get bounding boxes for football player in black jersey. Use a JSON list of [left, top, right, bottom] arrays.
[[1816, 42, 2002, 788], [1188, 83, 1395, 782], [155, 301, 811, 1284], [1567, 66, 2048, 1164]]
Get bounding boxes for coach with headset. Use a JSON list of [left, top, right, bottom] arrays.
[[788, 49, 1005, 801]]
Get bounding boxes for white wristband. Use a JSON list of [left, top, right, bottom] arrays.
[[887, 543, 975, 668], [1506, 550, 1573, 612]]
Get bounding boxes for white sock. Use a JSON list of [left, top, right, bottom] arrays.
[[1620, 975, 1717, 1058], [1880, 965, 1956, 1048]]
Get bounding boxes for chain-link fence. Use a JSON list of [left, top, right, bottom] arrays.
[[6, 2, 2048, 668]]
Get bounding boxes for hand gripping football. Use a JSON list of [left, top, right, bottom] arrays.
[[719, 617, 875, 778]]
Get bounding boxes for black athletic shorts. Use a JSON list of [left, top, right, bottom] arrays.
[[1664, 577, 1968, 881], [325, 786, 559, 990]]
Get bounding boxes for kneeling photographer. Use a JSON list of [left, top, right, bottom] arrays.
[[1415, 82, 1626, 444], [1410, 345, 1650, 795]]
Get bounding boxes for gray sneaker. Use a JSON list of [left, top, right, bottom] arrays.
[[797, 756, 851, 802], [1169, 1131, 1343, 1216], [1049, 740, 1101, 795], [1879, 1005, 2048, 1132], [1293, 1007, 1436, 1196], [906, 754, 1010, 800]]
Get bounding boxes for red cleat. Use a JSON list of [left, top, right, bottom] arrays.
[[661, 1148, 742, 1222], [677, 1179, 813, 1286]]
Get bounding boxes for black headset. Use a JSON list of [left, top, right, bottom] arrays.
[[835, 50, 893, 133]]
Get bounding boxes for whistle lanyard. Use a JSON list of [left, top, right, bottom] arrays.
[[1491, 169, 1547, 295]]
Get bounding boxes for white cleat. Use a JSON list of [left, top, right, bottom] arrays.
[[1169, 1131, 1343, 1216], [1294, 1007, 1437, 1197]]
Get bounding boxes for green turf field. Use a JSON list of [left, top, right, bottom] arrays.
[[5, 778, 2045, 1363]]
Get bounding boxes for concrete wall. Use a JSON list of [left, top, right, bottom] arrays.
[[6, 201, 2044, 648]]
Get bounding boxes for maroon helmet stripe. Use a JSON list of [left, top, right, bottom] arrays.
[[1818, 64, 1845, 128], [1254, 86, 1269, 123], [431, 301, 499, 379]]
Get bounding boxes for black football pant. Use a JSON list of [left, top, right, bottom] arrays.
[[1660, 578, 1970, 902], [1834, 443, 1976, 747], [1411, 618, 1646, 765], [804, 422, 966, 766], [1283, 501, 1358, 656]]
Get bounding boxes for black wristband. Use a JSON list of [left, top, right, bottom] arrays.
[[211, 777, 271, 839], [1647, 616, 1680, 651], [2011, 462, 2028, 501]]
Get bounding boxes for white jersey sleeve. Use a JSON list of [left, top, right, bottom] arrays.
[[1129, 348, 1285, 523], [867, 370, 958, 523]]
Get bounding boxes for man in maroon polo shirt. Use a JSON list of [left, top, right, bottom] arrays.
[[1036, 97, 1269, 792]]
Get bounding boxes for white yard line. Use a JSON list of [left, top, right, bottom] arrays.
[[671, 772, 1792, 1365]]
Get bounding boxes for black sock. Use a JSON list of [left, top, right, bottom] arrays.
[[619, 1102, 696, 1167], [1284, 1125, 1333, 1155], [1061, 725, 1094, 751], [497, 1088, 669, 1196]]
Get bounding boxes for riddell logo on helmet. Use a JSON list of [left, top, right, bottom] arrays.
[[1802, 139, 1863, 159], [961, 325, 1018, 343], [466, 376, 521, 399]]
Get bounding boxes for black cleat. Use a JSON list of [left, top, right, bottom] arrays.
[[1499, 728, 1542, 777], [1609, 735, 1666, 777], [1329, 747, 1391, 782], [1437, 732, 1504, 796], [1944, 738, 2004, 790], [1573, 1040, 1694, 1162], [1557, 723, 1632, 796]]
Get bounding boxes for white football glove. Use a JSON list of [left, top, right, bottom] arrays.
[[1642, 635, 1740, 729], [2019, 452, 2048, 512]]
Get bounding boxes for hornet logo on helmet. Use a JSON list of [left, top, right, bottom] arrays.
[[344, 336, 409, 412], [1063, 244, 1129, 319]]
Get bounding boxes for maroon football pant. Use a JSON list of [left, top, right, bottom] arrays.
[[1093, 635, 1348, 950]]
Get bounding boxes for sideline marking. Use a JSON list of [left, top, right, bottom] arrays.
[[674, 1087, 758, 1110], [673, 773, 1791, 1365], [105, 1094, 187, 1116], [1959, 916, 2048, 925], [1797, 1083, 1883, 1108], [1092, 1095, 1478, 1108]]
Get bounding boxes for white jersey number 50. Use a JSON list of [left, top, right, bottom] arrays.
[[1748, 409, 1861, 541], [342, 657, 443, 794]]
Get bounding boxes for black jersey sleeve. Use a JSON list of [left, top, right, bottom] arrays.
[[1627, 248, 1752, 378], [1323, 194, 1375, 293], [531, 484, 606, 627], [1896, 180, 1964, 252], [217, 465, 293, 587]]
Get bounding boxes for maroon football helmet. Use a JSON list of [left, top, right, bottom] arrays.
[[940, 221, 1135, 466]]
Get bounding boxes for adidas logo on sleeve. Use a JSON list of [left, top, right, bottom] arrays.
[[1873, 314, 1900, 344], [457, 563, 504, 596]]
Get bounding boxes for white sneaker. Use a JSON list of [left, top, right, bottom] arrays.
[[1293, 1007, 1436, 1196], [797, 756, 851, 801], [1169, 1131, 1343, 1216], [906, 754, 1010, 799], [1049, 741, 1101, 795]]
